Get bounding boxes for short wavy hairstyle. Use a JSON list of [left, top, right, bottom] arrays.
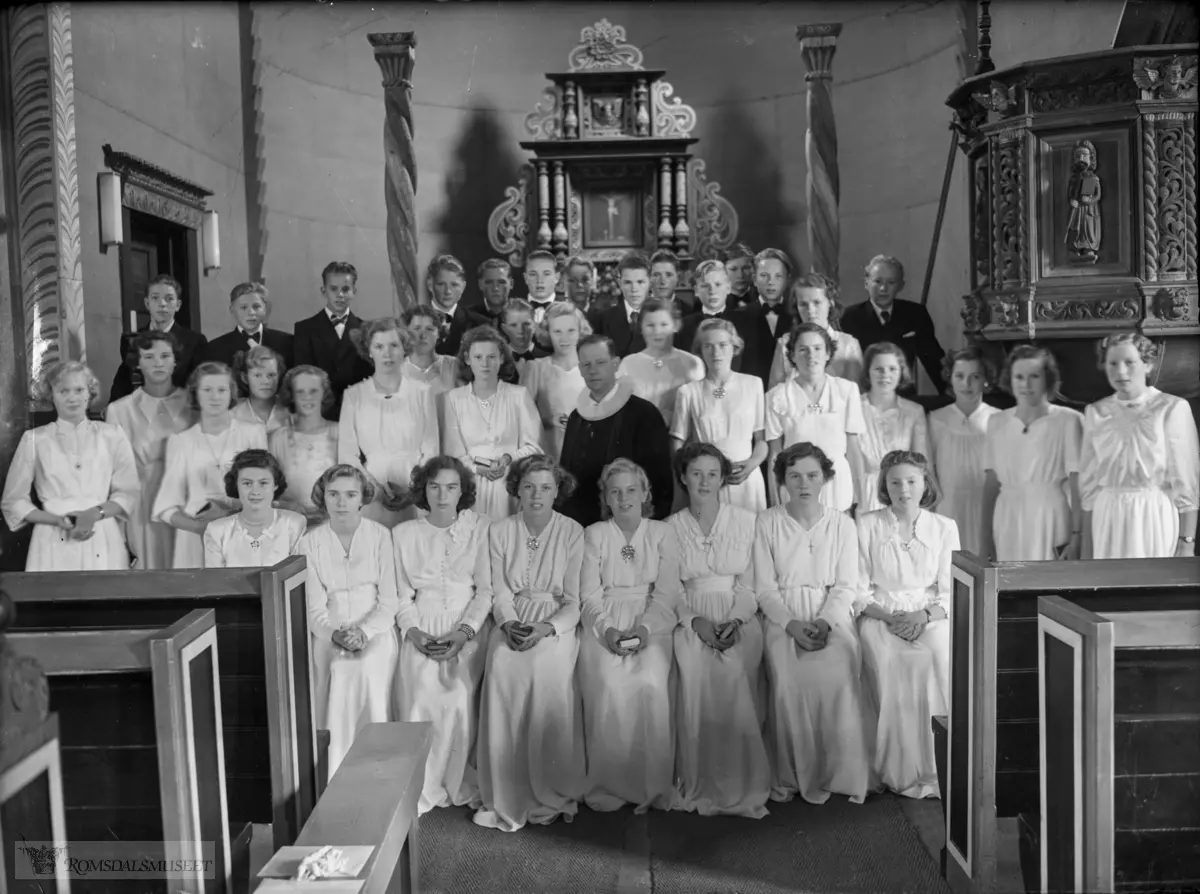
[[351, 317, 414, 363], [617, 251, 652, 275], [234, 344, 287, 392], [693, 258, 729, 286], [941, 346, 998, 394], [505, 454, 577, 504], [186, 362, 240, 411], [278, 364, 334, 414], [230, 281, 269, 304], [321, 260, 358, 287], [223, 448, 288, 500], [535, 300, 592, 349], [692, 317, 744, 358], [774, 441, 836, 486], [35, 360, 101, 406], [862, 341, 914, 391], [754, 248, 794, 279], [311, 463, 377, 511], [649, 248, 680, 271], [638, 297, 682, 325], [674, 441, 733, 489], [720, 242, 755, 263], [410, 455, 477, 512], [400, 303, 441, 329], [790, 272, 843, 326], [577, 332, 617, 360], [784, 322, 837, 370], [500, 298, 534, 325], [426, 253, 467, 283], [876, 449, 940, 509], [1000, 343, 1061, 400], [125, 329, 183, 372], [597, 457, 655, 520], [458, 325, 517, 383], [864, 254, 905, 282], [477, 257, 512, 279], [1095, 331, 1159, 370]]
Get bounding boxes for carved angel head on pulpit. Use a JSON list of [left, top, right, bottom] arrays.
[[972, 80, 1018, 116], [1133, 55, 1198, 100], [591, 97, 624, 128]]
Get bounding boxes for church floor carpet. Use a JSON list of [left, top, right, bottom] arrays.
[[417, 793, 951, 894]]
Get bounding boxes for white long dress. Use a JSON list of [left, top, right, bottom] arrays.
[[765, 375, 865, 511], [203, 509, 306, 567], [672, 374, 768, 512], [579, 518, 682, 813], [151, 420, 268, 568], [1080, 388, 1200, 559], [301, 520, 401, 776], [668, 506, 770, 817], [769, 328, 864, 389], [393, 510, 493, 815], [403, 355, 459, 397], [339, 377, 440, 528], [618, 349, 706, 431], [474, 512, 586, 832], [232, 399, 291, 438], [269, 421, 339, 519], [105, 388, 195, 569], [985, 405, 1082, 561], [753, 505, 870, 804], [858, 396, 929, 513], [2, 420, 140, 571], [520, 356, 585, 459], [928, 402, 1000, 559], [856, 508, 960, 799], [443, 383, 542, 520]]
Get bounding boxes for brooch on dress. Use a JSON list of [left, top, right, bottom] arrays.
[[712, 384, 727, 400], [652, 359, 664, 369], [526, 536, 540, 552], [250, 540, 261, 549], [620, 544, 637, 562]]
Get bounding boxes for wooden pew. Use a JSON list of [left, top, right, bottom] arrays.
[[943, 554, 1200, 894], [1035, 596, 1200, 894], [256, 723, 432, 894], [8, 609, 241, 894], [0, 559, 320, 851]]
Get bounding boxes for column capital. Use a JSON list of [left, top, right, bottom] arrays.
[[796, 23, 842, 80], [368, 32, 417, 89]]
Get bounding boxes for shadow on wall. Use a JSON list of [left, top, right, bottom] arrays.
[[704, 95, 801, 267], [431, 102, 525, 284]]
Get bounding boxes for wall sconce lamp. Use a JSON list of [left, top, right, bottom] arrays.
[[202, 210, 221, 273], [98, 171, 123, 248]]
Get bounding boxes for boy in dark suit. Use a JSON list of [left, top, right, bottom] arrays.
[[109, 274, 207, 402], [428, 254, 490, 357], [203, 282, 294, 371], [839, 254, 946, 394], [589, 251, 652, 358], [649, 248, 692, 314], [467, 257, 513, 325], [523, 249, 561, 323], [722, 242, 758, 311], [292, 261, 374, 419], [731, 248, 795, 387], [678, 258, 742, 357]]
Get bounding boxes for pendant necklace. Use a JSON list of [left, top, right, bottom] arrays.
[[710, 377, 730, 400], [202, 423, 234, 473], [898, 510, 920, 552]]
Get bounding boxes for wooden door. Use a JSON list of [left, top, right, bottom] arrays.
[[119, 209, 197, 332]]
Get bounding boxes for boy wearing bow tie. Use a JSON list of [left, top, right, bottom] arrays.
[[202, 282, 293, 371], [497, 298, 547, 383], [731, 248, 795, 387], [293, 261, 373, 419]]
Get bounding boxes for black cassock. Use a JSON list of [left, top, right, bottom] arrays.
[[559, 393, 674, 528]]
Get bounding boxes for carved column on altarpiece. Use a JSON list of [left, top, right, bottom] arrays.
[[368, 32, 419, 310], [5, 2, 85, 397], [797, 23, 842, 278]]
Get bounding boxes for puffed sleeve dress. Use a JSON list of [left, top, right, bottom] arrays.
[[203, 509, 306, 567]]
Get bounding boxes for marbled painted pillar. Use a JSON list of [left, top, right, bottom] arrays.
[[797, 23, 842, 278], [368, 32, 418, 310]]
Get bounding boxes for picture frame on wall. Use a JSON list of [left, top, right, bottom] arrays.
[[583, 188, 643, 249]]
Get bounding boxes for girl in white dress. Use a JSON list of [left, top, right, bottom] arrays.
[[3, 362, 139, 571], [475, 456, 586, 832], [269, 366, 338, 527], [339, 318, 440, 528], [231, 345, 291, 436], [982, 345, 1083, 561], [105, 331, 195, 569], [857, 450, 960, 799], [153, 362, 268, 568], [393, 457, 494, 815], [765, 324, 866, 511], [928, 348, 1001, 558], [203, 450, 305, 567], [668, 444, 770, 817], [768, 273, 864, 388], [1080, 333, 1199, 559], [755, 443, 870, 805], [858, 342, 929, 513], [300, 464, 400, 776], [579, 459, 683, 813], [402, 305, 460, 397], [444, 327, 542, 520], [617, 298, 705, 431], [672, 318, 768, 512], [521, 302, 589, 459]]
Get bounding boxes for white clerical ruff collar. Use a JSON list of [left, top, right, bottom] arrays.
[[577, 378, 633, 421]]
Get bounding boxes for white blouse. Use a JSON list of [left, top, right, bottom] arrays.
[[984, 405, 1083, 491], [618, 350, 706, 429], [339, 377, 440, 492], [580, 519, 684, 639], [300, 519, 402, 641], [859, 396, 929, 473], [666, 505, 758, 627], [856, 509, 960, 615], [489, 511, 584, 635], [392, 510, 494, 635], [203, 509, 306, 567], [671, 373, 765, 463]]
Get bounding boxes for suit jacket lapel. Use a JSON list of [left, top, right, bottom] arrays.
[[335, 312, 359, 360]]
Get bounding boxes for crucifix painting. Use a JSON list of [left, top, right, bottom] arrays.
[[583, 188, 642, 248]]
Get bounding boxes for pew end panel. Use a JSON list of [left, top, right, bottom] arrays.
[[0, 715, 69, 894]]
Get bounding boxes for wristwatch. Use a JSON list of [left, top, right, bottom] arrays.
[[1180, 535, 1196, 544], [458, 624, 476, 640], [95, 506, 107, 520], [923, 608, 933, 624]]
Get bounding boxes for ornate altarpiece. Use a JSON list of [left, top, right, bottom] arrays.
[[488, 20, 740, 305]]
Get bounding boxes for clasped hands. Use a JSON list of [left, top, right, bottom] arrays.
[[692, 617, 742, 651], [406, 626, 469, 661], [603, 624, 651, 657], [380, 481, 413, 512], [52, 507, 104, 541], [785, 619, 832, 651], [502, 620, 555, 652], [331, 625, 367, 653], [887, 610, 928, 642]]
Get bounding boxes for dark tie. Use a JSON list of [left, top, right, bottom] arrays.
[[435, 310, 452, 336], [881, 310, 892, 326], [243, 330, 260, 346], [330, 315, 347, 328], [630, 311, 640, 328], [514, 350, 534, 362]]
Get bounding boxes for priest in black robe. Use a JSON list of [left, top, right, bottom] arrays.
[[559, 334, 673, 527]]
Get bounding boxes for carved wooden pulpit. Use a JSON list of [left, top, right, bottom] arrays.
[[488, 19, 740, 305]]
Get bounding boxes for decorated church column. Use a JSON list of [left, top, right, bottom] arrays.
[[797, 23, 842, 278], [368, 32, 419, 310]]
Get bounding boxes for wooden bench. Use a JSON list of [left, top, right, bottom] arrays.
[[0, 559, 321, 851], [944, 554, 1200, 894]]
